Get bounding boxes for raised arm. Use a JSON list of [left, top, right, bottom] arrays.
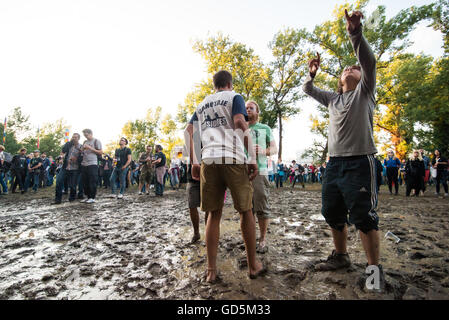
[[303, 52, 338, 107], [345, 9, 376, 94]]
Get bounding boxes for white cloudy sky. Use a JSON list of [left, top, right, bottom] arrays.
[[0, 0, 443, 160]]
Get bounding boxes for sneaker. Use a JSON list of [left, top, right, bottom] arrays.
[[138, 192, 143, 195], [86, 198, 96, 204], [80, 198, 88, 203], [117, 194, 123, 199], [51, 200, 62, 205], [445, 193, 448, 198], [3, 191, 8, 195], [314, 250, 351, 271]]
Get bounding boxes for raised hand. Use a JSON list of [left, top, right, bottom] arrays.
[[308, 52, 320, 77], [344, 9, 363, 33]]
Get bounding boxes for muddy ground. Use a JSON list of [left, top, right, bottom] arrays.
[[0, 183, 448, 300]]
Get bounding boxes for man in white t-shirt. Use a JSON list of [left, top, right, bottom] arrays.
[[187, 70, 266, 283]]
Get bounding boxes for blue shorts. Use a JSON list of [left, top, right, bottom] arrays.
[[322, 154, 379, 234]]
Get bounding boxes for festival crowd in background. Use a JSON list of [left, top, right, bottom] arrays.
[[0, 144, 448, 199]]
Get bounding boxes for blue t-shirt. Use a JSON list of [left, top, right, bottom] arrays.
[[277, 164, 285, 176], [384, 157, 401, 168]]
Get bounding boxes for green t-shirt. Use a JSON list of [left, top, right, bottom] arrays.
[[249, 122, 274, 175]]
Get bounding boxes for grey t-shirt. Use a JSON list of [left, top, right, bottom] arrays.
[[66, 144, 82, 171], [303, 26, 378, 157], [81, 138, 102, 166]]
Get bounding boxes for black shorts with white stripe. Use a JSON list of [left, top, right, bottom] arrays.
[[321, 154, 379, 234]]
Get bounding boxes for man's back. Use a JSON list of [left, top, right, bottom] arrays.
[[191, 90, 247, 163]]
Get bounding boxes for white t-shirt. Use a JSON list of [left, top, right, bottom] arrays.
[[189, 91, 249, 164]]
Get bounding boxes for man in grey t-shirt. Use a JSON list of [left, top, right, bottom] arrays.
[[303, 9, 383, 290], [80, 129, 103, 204]]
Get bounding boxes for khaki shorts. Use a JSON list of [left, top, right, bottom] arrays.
[[140, 170, 153, 184], [200, 161, 253, 212], [252, 174, 272, 219], [187, 181, 201, 209]]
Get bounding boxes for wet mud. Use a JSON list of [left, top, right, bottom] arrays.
[[0, 185, 448, 300]]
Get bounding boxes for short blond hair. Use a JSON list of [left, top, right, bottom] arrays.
[[0, 145, 4, 151]]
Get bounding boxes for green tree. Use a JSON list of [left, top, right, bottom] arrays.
[[413, 57, 449, 155], [178, 34, 271, 126], [23, 119, 68, 158], [121, 106, 162, 156], [6, 107, 31, 140], [0, 107, 31, 153], [160, 114, 183, 163], [267, 28, 310, 158], [432, 0, 449, 55], [304, 0, 435, 159], [375, 54, 434, 159], [0, 124, 21, 155]]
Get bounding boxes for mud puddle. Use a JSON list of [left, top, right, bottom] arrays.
[[0, 185, 448, 300]]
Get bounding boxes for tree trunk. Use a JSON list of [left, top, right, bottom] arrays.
[[320, 140, 328, 163], [278, 112, 283, 160]]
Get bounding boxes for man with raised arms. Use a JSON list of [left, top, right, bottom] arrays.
[[303, 9, 384, 290]]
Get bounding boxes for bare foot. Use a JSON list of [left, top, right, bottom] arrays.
[[206, 268, 218, 283], [190, 233, 200, 244], [248, 260, 267, 279]]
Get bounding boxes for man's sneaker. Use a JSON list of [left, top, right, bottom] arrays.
[[52, 200, 62, 205], [86, 198, 96, 204], [117, 194, 123, 199], [444, 193, 448, 198], [358, 264, 386, 293], [138, 192, 143, 195], [314, 250, 351, 271], [80, 198, 89, 203]]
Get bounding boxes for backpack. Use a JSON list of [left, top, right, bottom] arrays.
[[78, 138, 102, 165]]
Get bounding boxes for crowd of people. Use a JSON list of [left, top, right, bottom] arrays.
[[260, 148, 449, 198], [0, 131, 188, 203], [380, 149, 448, 197], [267, 159, 326, 188]]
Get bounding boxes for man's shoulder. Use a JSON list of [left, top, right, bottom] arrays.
[[253, 122, 271, 130]]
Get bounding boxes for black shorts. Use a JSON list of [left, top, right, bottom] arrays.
[[321, 154, 379, 234], [187, 181, 201, 209]]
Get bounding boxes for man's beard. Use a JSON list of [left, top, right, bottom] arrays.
[[248, 115, 257, 122]]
